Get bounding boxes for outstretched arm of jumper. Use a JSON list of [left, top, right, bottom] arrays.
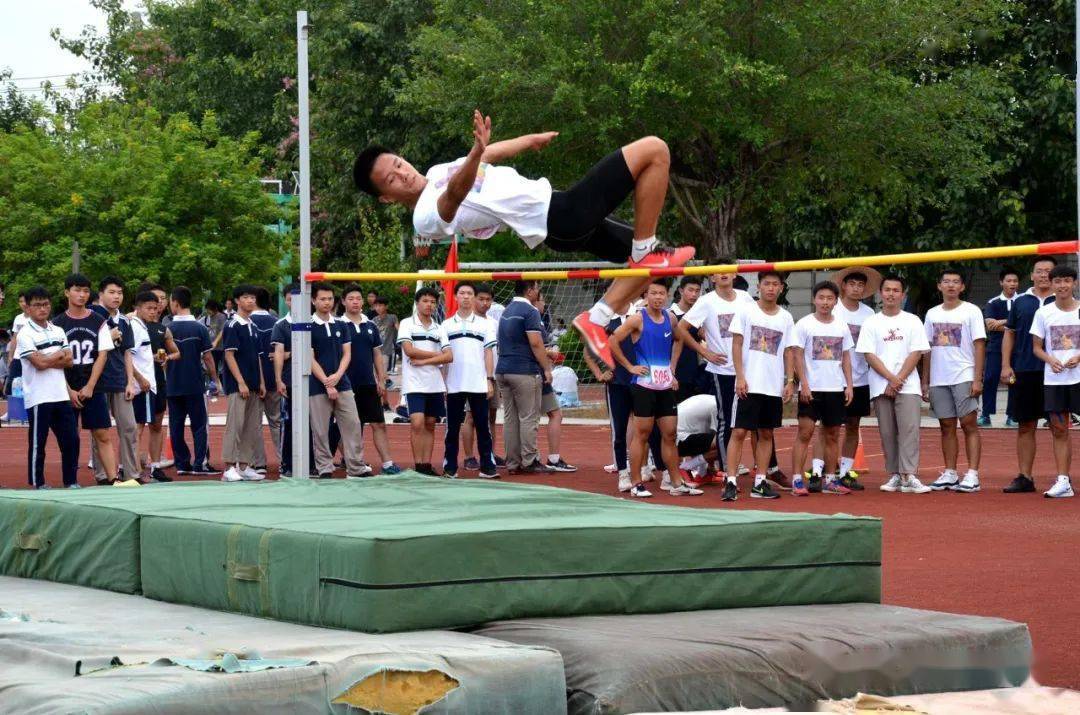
[[437, 110, 491, 224]]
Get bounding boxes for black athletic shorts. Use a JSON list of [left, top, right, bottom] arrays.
[[353, 386, 385, 423], [677, 430, 716, 457], [1010, 371, 1044, 423], [630, 385, 678, 418], [1043, 382, 1080, 415], [846, 385, 871, 418], [733, 393, 783, 430], [545, 149, 635, 263], [797, 391, 847, 427]]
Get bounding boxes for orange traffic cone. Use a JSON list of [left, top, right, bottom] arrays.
[[853, 427, 868, 472]]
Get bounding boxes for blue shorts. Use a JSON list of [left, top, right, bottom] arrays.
[[75, 391, 111, 431], [406, 392, 446, 419], [132, 390, 159, 424]]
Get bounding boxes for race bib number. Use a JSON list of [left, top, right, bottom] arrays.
[[648, 364, 673, 390]]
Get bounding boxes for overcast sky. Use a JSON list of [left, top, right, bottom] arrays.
[[1, 1, 142, 96]]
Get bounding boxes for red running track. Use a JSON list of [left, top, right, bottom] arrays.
[[0, 421, 1077, 687]]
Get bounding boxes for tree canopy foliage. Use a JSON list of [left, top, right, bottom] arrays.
[[25, 0, 1080, 280], [0, 102, 286, 321]]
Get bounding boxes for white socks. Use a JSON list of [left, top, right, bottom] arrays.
[[811, 458, 825, 476], [838, 456, 854, 477], [754, 473, 766, 486], [382, 461, 394, 469], [549, 454, 560, 464], [631, 236, 658, 262], [588, 301, 616, 328]]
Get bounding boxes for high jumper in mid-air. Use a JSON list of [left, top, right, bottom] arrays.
[[353, 109, 694, 366]]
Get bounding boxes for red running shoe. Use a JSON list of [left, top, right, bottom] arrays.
[[679, 469, 704, 489], [572, 311, 614, 367], [704, 470, 728, 485], [628, 244, 696, 271]]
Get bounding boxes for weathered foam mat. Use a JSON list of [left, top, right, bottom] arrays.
[[0, 475, 881, 633], [0, 575, 567, 714], [474, 604, 1032, 713]]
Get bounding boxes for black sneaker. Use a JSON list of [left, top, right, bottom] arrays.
[[509, 461, 552, 475], [751, 480, 781, 499], [721, 480, 738, 502], [839, 475, 865, 491], [415, 463, 441, 477], [190, 465, 221, 476], [808, 474, 823, 493], [175, 465, 194, 475], [546, 458, 578, 472], [316, 472, 335, 480], [150, 468, 172, 483], [1003, 474, 1035, 493], [463, 457, 480, 471], [495, 455, 507, 469], [442, 472, 458, 480]]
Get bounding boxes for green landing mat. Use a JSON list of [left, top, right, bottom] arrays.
[[0, 475, 881, 633]]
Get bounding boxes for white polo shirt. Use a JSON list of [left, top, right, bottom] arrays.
[[397, 315, 449, 394], [441, 312, 496, 394], [16, 320, 71, 409], [130, 316, 157, 394]]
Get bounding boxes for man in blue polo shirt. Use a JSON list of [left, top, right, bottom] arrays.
[[93, 275, 140, 484], [309, 282, 367, 478], [167, 286, 221, 475], [221, 284, 266, 483], [980, 267, 1019, 426], [495, 280, 552, 474], [1001, 257, 1056, 493], [249, 287, 281, 474], [342, 284, 401, 475]]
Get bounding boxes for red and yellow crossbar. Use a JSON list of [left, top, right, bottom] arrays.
[[307, 240, 1078, 283]]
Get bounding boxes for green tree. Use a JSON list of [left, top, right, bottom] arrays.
[[0, 102, 287, 322], [0, 70, 43, 133], [398, 0, 1017, 261]]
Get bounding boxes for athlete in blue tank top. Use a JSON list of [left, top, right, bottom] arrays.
[[610, 280, 703, 496]]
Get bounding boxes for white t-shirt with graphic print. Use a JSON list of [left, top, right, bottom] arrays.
[[1030, 302, 1080, 386], [682, 289, 755, 376], [790, 313, 854, 392], [729, 302, 794, 398], [923, 301, 987, 387]]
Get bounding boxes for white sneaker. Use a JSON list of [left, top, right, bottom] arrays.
[[902, 475, 932, 494], [604, 463, 618, 473], [1044, 475, 1074, 499], [659, 471, 673, 492], [630, 484, 653, 498], [241, 466, 265, 481], [670, 484, 704, 496], [641, 465, 655, 482], [956, 470, 980, 492], [880, 474, 902, 492], [617, 471, 632, 493], [737, 464, 751, 476], [221, 467, 244, 483], [929, 470, 959, 491]]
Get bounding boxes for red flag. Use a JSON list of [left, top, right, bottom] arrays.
[[442, 236, 459, 315]]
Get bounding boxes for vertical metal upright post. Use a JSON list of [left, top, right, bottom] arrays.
[[1075, 1, 1079, 268], [291, 10, 313, 478]]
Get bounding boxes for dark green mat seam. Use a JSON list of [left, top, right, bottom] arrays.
[[320, 560, 882, 590]]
